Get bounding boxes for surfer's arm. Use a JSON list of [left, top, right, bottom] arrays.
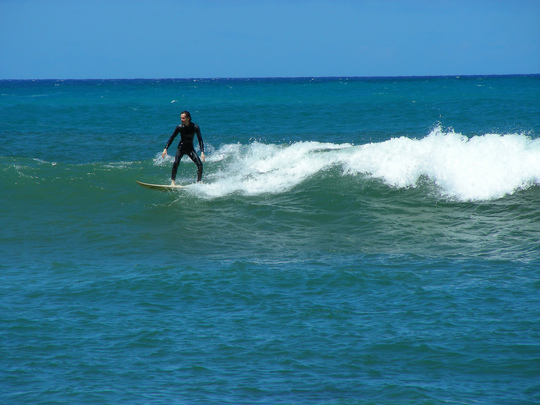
[[195, 125, 205, 162], [162, 126, 181, 157]]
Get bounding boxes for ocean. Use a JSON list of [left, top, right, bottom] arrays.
[[1, 76, 539, 404]]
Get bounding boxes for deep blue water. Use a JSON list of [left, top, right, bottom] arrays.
[[1, 76, 539, 404]]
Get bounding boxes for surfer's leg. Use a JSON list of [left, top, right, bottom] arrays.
[[188, 150, 203, 182], [171, 149, 185, 182]]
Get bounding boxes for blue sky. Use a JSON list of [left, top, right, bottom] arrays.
[[1, 0, 539, 79]]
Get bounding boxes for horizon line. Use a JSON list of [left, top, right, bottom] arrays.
[[1, 73, 539, 82]]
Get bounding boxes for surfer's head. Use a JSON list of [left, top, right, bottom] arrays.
[[180, 111, 191, 125]]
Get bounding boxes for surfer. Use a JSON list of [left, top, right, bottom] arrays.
[[162, 111, 205, 184]]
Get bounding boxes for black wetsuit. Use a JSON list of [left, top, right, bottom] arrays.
[[165, 122, 204, 182]]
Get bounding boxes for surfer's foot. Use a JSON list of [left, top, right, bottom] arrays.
[[171, 180, 176, 186]]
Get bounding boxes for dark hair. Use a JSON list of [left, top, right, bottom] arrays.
[[181, 111, 191, 119]]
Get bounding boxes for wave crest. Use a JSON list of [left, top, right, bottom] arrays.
[[166, 128, 540, 201]]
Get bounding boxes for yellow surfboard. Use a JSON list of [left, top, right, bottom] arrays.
[[136, 181, 184, 192]]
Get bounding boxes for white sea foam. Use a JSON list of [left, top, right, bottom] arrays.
[[344, 127, 540, 200], [172, 128, 540, 201], [193, 141, 350, 198]]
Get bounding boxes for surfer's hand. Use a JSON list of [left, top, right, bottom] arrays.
[[161, 149, 167, 159], [201, 152, 205, 163]]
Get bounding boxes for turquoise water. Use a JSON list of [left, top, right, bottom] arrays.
[[1, 76, 539, 404]]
